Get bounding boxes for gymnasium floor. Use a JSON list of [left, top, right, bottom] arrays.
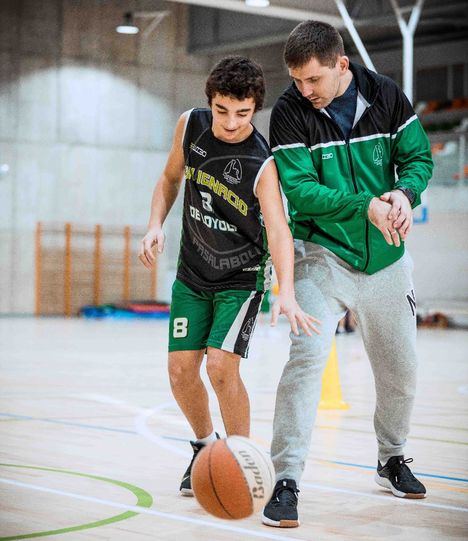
[[0, 316, 467, 540]]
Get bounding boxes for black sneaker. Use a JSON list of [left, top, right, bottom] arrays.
[[262, 479, 300, 528], [179, 433, 220, 496], [375, 456, 426, 499]]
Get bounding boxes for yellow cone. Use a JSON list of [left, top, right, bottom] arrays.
[[319, 339, 349, 410]]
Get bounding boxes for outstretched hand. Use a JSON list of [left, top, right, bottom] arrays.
[[270, 292, 321, 336], [139, 227, 165, 269]]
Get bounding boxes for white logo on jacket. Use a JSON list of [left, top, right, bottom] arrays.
[[373, 143, 383, 166], [322, 152, 333, 160]]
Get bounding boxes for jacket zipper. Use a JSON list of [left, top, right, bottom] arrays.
[[323, 110, 372, 272], [349, 105, 374, 272], [345, 142, 371, 271]]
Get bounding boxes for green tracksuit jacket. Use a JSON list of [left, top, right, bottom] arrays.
[[270, 62, 433, 274]]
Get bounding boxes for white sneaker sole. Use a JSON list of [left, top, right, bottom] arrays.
[[180, 488, 194, 497], [262, 512, 299, 528], [374, 473, 426, 499]]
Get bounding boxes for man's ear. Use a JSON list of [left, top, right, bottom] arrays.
[[338, 55, 349, 73]]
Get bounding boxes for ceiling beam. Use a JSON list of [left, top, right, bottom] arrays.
[[167, 0, 343, 26]]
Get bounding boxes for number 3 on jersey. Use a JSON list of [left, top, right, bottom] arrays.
[[201, 192, 213, 212], [173, 317, 188, 338]]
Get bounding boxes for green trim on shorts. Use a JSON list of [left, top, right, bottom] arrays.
[[168, 279, 263, 358]]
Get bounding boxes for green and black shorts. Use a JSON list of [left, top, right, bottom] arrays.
[[168, 279, 264, 358]]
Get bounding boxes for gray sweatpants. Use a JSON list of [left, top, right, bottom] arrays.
[[271, 241, 418, 484]]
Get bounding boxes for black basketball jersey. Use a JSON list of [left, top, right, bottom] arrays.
[[177, 108, 272, 292]]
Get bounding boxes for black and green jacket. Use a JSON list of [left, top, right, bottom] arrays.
[[270, 62, 433, 274]]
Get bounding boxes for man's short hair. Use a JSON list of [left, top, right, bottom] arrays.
[[284, 20, 345, 69], [205, 56, 265, 111]]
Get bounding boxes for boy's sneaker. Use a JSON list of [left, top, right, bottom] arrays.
[[262, 479, 300, 528], [179, 433, 219, 496], [375, 456, 426, 499]]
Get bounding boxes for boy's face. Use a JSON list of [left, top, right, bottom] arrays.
[[210, 93, 256, 143], [289, 55, 349, 109]]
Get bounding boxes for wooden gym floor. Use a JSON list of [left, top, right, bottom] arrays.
[[0, 316, 467, 540]]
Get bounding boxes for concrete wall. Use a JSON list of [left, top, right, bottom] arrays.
[[1, 2, 467, 313], [0, 0, 210, 313], [406, 187, 468, 308]]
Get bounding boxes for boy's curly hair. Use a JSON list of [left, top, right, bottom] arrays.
[[205, 56, 265, 112]]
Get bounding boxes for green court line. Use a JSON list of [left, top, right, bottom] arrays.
[[0, 463, 153, 540]]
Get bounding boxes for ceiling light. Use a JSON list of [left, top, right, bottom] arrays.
[[116, 12, 139, 34], [245, 0, 270, 6]]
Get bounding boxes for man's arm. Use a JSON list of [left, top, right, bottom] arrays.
[[380, 80, 434, 240], [270, 102, 374, 223], [139, 112, 188, 269], [271, 101, 400, 246], [256, 159, 320, 336], [390, 86, 433, 209]]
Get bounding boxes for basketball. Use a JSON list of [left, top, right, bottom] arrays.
[[191, 436, 275, 520]]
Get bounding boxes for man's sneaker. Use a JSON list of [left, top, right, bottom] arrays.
[[262, 479, 300, 528], [179, 433, 220, 496], [375, 456, 426, 499]]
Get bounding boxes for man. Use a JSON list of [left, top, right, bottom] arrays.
[[262, 21, 433, 528], [139, 56, 319, 497]]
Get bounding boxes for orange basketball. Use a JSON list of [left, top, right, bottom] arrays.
[[191, 436, 275, 520]]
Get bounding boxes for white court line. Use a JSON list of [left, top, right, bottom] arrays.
[[91, 395, 468, 514], [0, 477, 307, 541], [134, 401, 193, 459], [301, 482, 468, 513], [76, 394, 193, 458]]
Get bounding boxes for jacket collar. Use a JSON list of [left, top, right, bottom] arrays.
[[348, 62, 380, 105]]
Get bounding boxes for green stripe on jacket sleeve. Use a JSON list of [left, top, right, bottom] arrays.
[[274, 146, 374, 222], [391, 117, 433, 208]]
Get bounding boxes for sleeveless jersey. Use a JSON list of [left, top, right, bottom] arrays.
[[177, 108, 272, 292]]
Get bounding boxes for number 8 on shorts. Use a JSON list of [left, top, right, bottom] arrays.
[[173, 317, 188, 338]]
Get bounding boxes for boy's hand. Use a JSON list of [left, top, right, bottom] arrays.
[[271, 293, 321, 336], [139, 227, 165, 269]]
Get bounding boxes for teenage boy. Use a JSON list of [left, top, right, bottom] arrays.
[[139, 56, 320, 496]]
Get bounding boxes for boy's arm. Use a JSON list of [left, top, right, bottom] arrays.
[[139, 112, 189, 269], [256, 159, 320, 336]]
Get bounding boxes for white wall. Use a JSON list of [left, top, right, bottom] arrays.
[[1, 3, 466, 313], [406, 187, 468, 306], [0, 0, 210, 313]]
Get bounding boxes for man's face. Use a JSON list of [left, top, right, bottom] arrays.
[[210, 93, 256, 143], [289, 55, 349, 109]]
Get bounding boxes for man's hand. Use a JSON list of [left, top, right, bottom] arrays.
[[380, 190, 413, 241], [139, 227, 165, 269], [271, 292, 321, 336], [367, 198, 401, 247]]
